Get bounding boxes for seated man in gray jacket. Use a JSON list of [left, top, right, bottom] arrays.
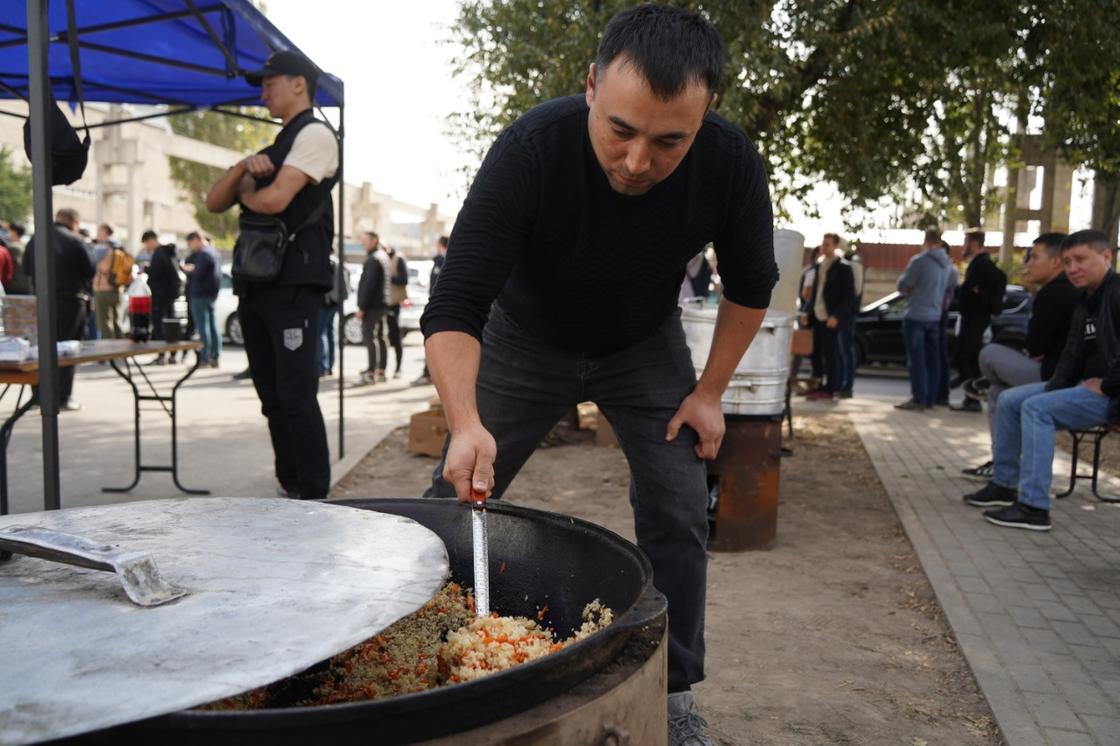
[[895, 228, 954, 411]]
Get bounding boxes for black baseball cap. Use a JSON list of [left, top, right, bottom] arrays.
[[244, 50, 320, 87]]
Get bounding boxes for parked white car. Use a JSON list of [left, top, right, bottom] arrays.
[[215, 264, 361, 345]]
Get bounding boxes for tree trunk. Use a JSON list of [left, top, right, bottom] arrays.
[[1092, 171, 1120, 250]]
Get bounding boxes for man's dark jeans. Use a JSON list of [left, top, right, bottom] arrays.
[[239, 284, 330, 499], [425, 303, 709, 692]]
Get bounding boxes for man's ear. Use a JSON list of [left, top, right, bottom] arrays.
[[585, 63, 597, 107]]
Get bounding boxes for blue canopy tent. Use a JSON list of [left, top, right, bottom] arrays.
[[3, 0, 347, 510]]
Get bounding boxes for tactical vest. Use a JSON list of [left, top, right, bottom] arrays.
[[241, 108, 337, 290]]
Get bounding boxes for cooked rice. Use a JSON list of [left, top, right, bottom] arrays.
[[201, 582, 612, 710]]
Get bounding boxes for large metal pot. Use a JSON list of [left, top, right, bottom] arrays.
[[682, 305, 793, 415], [80, 498, 667, 745]]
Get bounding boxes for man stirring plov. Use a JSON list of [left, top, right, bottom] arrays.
[[420, 6, 777, 744]]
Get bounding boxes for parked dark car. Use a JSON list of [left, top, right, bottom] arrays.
[[854, 285, 1032, 367]]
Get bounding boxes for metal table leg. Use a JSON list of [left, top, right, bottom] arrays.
[[0, 384, 35, 517], [102, 355, 210, 495]]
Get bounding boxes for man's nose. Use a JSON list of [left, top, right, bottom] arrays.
[[624, 140, 651, 176]]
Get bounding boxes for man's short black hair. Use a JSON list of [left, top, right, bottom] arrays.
[[186, 231, 202, 242], [9, 223, 24, 237], [141, 229, 158, 243], [1061, 229, 1111, 254], [595, 4, 725, 100], [964, 229, 985, 246], [924, 228, 942, 245], [1033, 232, 1067, 259], [437, 235, 449, 248]]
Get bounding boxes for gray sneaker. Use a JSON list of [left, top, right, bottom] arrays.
[[668, 691, 713, 746]]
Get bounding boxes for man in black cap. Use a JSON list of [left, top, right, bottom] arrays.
[[204, 50, 338, 500]]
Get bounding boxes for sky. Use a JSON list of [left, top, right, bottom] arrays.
[[264, 0, 473, 219], [265, 1, 1096, 246]]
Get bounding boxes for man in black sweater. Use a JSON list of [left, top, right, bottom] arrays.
[[951, 229, 1007, 411], [22, 208, 95, 411], [961, 233, 1080, 479], [420, 7, 776, 742]]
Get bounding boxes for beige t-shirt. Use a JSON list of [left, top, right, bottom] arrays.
[[283, 122, 339, 184]]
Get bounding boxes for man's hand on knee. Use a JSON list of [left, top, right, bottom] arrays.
[[666, 390, 725, 460], [444, 423, 497, 504]]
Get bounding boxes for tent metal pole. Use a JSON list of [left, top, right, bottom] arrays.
[[336, 103, 345, 461], [27, 0, 61, 510]]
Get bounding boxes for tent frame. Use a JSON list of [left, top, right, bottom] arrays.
[[19, 0, 348, 511]]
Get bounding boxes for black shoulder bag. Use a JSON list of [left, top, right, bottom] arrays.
[[21, 0, 91, 187], [232, 198, 331, 283]]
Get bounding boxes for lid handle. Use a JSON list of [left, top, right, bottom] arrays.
[[0, 526, 189, 607]]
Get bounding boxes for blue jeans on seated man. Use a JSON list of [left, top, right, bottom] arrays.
[[425, 302, 709, 693], [992, 381, 1111, 510], [902, 318, 941, 405]]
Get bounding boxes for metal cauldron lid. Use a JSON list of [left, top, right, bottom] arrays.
[[0, 497, 449, 744]]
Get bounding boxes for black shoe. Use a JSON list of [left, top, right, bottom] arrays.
[[964, 482, 1017, 507], [276, 484, 301, 500], [962, 460, 994, 481], [963, 377, 991, 401], [934, 398, 949, 407], [894, 399, 926, 411], [950, 399, 982, 412], [837, 390, 853, 399], [232, 368, 252, 380], [984, 502, 1051, 532], [146, 354, 166, 366]]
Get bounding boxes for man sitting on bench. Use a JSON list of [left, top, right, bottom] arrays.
[[963, 230, 1118, 531]]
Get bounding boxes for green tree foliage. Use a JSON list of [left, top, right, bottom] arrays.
[[449, 1, 1115, 232], [1031, 0, 1120, 240], [166, 109, 274, 243], [0, 146, 33, 224]]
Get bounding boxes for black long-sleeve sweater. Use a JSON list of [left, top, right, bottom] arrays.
[[420, 95, 777, 354]]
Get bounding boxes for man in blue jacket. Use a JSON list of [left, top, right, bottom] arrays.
[[896, 228, 954, 410], [183, 232, 222, 367]]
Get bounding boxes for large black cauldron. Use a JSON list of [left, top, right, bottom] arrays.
[[76, 498, 667, 744]]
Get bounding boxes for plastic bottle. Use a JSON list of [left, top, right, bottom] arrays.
[[127, 274, 153, 342]]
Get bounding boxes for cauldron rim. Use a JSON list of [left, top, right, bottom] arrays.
[[126, 498, 665, 744]]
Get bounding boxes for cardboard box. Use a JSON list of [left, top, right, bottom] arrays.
[[408, 408, 449, 458]]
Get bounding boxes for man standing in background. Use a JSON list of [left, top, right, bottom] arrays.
[[895, 229, 953, 411], [950, 229, 1006, 411], [382, 240, 409, 378], [357, 231, 389, 384], [183, 232, 222, 367], [142, 229, 182, 365], [22, 208, 95, 411]]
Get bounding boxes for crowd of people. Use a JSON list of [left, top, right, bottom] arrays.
[[0, 211, 225, 409]]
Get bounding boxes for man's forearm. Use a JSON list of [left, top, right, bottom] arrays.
[[694, 299, 767, 399], [425, 331, 483, 432], [206, 162, 247, 213]]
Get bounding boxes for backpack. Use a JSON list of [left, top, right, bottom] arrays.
[[109, 248, 134, 288], [21, 0, 91, 187]]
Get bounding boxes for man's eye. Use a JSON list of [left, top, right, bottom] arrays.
[[612, 128, 632, 139]]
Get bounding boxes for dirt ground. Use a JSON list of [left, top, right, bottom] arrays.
[[333, 413, 1003, 745]]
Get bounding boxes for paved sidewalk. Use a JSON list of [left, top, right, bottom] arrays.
[[846, 399, 1120, 746], [4, 339, 434, 515]]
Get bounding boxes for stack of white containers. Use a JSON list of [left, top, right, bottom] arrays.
[[682, 229, 805, 415]]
